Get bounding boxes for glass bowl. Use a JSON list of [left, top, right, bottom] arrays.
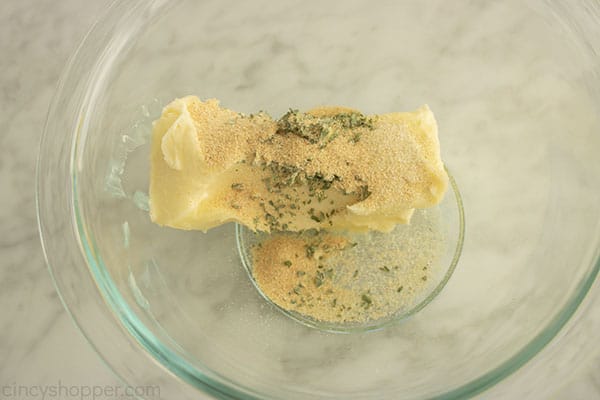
[[37, 0, 600, 399]]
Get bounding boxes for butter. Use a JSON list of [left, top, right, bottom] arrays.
[[149, 96, 447, 232]]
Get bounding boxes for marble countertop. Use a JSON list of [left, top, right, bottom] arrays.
[[1, 1, 598, 399]]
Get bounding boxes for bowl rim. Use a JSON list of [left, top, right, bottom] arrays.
[[36, 1, 600, 399]]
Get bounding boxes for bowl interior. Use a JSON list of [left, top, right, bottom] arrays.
[[71, 0, 600, 398]]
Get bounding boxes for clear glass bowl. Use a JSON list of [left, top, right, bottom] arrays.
[[37, 1, 600, 399]]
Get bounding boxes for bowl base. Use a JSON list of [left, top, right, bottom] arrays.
[[236, 170, 464, 333]]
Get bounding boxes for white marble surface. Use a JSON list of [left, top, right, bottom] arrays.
[[1, 1, 599, 399]]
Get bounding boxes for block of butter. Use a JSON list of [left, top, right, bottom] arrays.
[[149, 96, 447, 232]]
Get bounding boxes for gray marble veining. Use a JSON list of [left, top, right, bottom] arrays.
[[0, 0, 127, 394]]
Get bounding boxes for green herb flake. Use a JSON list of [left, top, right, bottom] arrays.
[[283, 260, 292, 267], [305, 245, 316, 258], [350, 131, 362, 143], [276, 110, 373, 148], [357, 185, 371, 201], [361, 294, 372, 307]]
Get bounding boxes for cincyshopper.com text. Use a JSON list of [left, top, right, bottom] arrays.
[[2, 381, 160, 399]]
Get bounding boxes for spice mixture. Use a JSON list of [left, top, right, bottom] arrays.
[[248, 206, 445, 324], [150, 96, 448, 324], [150, 97, 447, 233]]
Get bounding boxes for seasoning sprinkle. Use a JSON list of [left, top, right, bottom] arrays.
[[249, 206, 445, 324]]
